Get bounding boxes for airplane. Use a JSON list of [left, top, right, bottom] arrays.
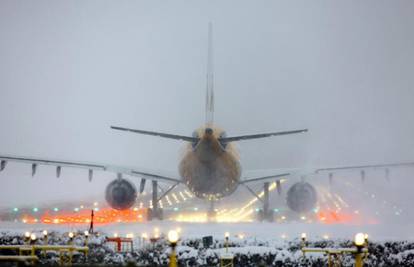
[[1, 24, 414, 221]]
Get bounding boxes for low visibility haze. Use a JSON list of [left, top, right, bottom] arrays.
[[0, 0, 413, 214]]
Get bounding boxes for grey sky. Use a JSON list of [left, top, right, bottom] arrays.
[[0, 0, 413, 207]]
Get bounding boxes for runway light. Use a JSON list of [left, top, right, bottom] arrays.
[[168, 230, 179, 244], [30, 233, 37, 241], [301, 233, 307, 241], [354, 233, 365, 247]]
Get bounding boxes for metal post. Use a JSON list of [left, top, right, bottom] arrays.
[[89, 209, 94, 234], [169, 243, 177, 267], [263, 182, 270, 221], [328, 253, 332, 267], [355, 252, 363, 267]]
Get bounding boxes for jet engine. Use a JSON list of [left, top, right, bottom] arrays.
[[105, 178, 137, 210], [286, 181, 317, 213]]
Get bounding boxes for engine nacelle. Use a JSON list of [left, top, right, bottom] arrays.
[[286, 182, 317, 213], [105, 178, 137, 210]]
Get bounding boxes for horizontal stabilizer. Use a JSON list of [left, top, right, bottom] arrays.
[[111, 126, 198, 142], [221, 129, 308, 142]]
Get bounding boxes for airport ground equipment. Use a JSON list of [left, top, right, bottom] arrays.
[[301, 247, 368, 267], [220, 253, 234, 267], [242, 181, 274, 221], [105, 237, 134, 252]]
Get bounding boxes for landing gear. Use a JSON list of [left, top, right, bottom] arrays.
[[257, 182, 273, 222], [148, 180, 163, 221], [241, 182, 274, 222]]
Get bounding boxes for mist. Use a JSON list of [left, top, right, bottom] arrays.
[[0, 0, 413, 228]]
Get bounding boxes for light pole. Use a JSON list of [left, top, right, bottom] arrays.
[[354, 233, 365, 267], [224, 232, 230, 253], [300, 233, 307, 253], [84, 231, 89, 246], [42, 230, 48, 256], [42, 230, 48, 245], [24, 232, 31, 245], [68, 232, 75, 246], [30, 233, 37, 245], [168, 230, 179, 267]]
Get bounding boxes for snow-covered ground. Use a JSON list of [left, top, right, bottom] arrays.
[[1, 221, 414, 241], [1, 221, 414, 266], [1, 226, 414, 266]]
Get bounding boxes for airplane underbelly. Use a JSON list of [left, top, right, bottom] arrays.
[[179, 151, 241, 199]]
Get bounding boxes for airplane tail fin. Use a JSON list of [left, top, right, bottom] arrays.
[[205, 22, 214, 125]]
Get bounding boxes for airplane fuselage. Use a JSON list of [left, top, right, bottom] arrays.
[[178, 125, 241, 200]]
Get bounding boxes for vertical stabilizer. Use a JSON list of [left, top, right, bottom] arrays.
[[205, 22, 214, 125]]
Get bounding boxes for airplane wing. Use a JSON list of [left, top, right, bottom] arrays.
[[239, 160, 414, 185], [110, 126, 198, 142], [314, 161, 414, 173], [221, 129, 308, 142], [0, 154, 182, 184]]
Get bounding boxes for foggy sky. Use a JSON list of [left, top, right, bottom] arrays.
[[0, 0, 414, 207]]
